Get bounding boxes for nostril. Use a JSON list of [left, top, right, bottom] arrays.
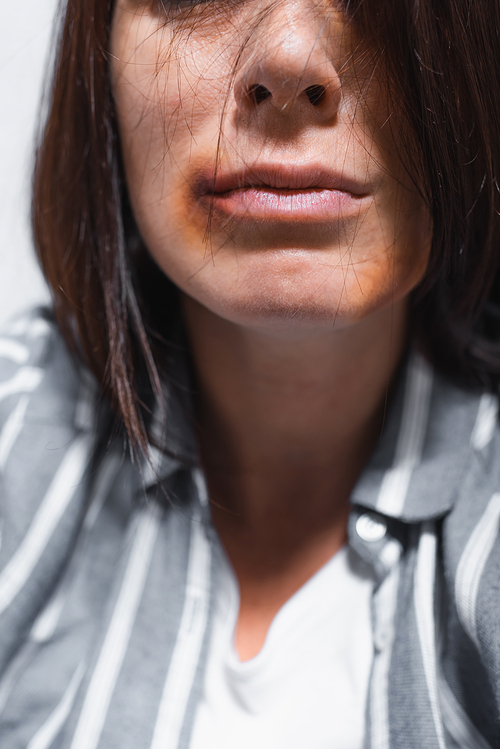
[[248, 84, 272, 105], [305, 84, 326, 106]]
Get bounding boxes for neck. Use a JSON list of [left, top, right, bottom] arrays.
[[183, 295, 407, 530]]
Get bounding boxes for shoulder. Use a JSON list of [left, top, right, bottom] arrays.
[[0, 308, 99, 631], [0, 308, 94, 481], [0, 305, 98, 506], [0, 306, 84, 429]]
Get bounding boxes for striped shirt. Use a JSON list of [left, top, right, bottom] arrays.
[[0, 306, 499, 749]]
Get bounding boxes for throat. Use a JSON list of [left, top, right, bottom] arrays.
[[198, 379, 386, 662], [223, 521, 349, 662], [208, 469, 352, 661]]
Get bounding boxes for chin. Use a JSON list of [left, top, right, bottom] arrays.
[[152, 232, 428, 335], [227, 298, 344, 330], [186, 278, 395, 336]]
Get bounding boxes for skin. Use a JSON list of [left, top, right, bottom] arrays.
[[111, 0, 432, 660]]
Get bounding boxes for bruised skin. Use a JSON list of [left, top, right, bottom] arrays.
[[111, 0, 431, 334]]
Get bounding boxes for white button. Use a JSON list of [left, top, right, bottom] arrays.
[[356, 513, 387, 542], [374, 628, 389, 651]]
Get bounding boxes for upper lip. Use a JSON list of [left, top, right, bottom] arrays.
[[200, 163, 370, 197]]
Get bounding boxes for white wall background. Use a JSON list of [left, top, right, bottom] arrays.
[[0, 0, 60, 325]]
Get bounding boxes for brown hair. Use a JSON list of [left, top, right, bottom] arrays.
[[32, 0, 500, 450]]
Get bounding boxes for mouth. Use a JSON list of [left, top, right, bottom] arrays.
[[196, 163, 371, 222]]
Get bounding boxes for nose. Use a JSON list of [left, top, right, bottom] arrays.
[[234, 5, 342, 121]]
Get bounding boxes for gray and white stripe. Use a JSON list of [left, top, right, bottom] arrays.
[[69, 502, 163, 749], [376, 353, 433, 516], [150, 502, 212, 749], [455, 492, 500, 652]]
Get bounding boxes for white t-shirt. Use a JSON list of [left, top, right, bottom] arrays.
[[190, 544, 374, 749]]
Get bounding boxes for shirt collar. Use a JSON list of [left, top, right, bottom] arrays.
[[351, 350, 487, 522]]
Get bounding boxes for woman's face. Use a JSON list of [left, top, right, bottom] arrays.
[[111, 0, 431, 334]]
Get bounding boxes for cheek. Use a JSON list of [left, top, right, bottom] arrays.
[[112, 10, 233, 128], [111, 14, 225, 172], [363, 200, 431, 313]]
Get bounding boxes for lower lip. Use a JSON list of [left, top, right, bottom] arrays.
[[206, 187, 368, 221]]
